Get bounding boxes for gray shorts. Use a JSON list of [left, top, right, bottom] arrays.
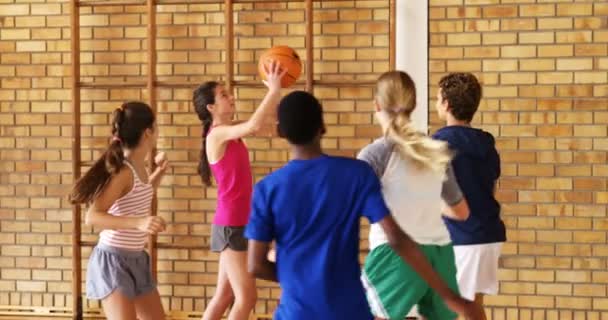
[[86, 243, 156, 300], [210, 224, 248, 252]]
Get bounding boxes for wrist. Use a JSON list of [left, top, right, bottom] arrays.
[[444, 291, 462, 304], [153, 166, 166, 174], [128, 216, 143, 229]]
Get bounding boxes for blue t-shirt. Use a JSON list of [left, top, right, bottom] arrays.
[[433, 126, 506, 245], [245, 155, 390, 320]]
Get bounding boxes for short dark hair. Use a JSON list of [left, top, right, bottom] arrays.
[[438, 73, 482, 122], [277, 91, 324, 145]]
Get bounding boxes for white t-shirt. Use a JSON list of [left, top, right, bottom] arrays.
[[358, 137, 463, 248]]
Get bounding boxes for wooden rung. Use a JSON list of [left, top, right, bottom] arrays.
[[81, 241, 373, 254], [79, 81, 147, 88], [233, 79, 377, 87], [156, 243, 210, 249], [78, 79, 375, 89], [315, 79, 376, 87], [155, 80, 206, 88], [80, 241, 210, 250], [0, 305, 72, 317], [157, 0, 367, 4], [78, 0, 145, 6], [80, 241, 96, 247], [78, 161, 289, 169], [158, 0, 287, 3], [78, 0, 375, 6]]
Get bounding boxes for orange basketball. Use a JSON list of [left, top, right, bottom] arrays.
[[258, 46, 302, 88]]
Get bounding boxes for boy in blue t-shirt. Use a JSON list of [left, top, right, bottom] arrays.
[[245, 91, 482, 320], [433, 72, 506, 319]]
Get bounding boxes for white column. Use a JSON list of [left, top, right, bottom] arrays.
[[395, 0, 429, 133], [396, 2, 429, 316]]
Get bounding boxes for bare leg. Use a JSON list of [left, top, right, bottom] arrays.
[[101, 290, 137, 320], [202, 252, 235, 320], [474, 294, 487, 320], [134, 289, 166, 320], [224, 248, 257, 320]]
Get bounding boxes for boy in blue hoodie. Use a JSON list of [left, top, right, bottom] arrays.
[[433, 73, 506, 319]]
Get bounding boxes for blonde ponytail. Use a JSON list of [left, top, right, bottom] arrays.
[[377, 71, 452, 173]]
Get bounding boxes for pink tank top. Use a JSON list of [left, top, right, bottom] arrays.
[[210, 138, 253, 226], [99, 161, 153, 251]]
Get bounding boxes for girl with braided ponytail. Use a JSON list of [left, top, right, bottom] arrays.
[[193, 61, 286, 320], [70, 101, 169, 320], [358, 71, 473, 320]]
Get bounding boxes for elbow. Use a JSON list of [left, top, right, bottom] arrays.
[[386, 230, 413, 253], [84, 210, 96, 226], [387, 238, 401, 253], [447, 199, 469, 221], [387, 235, 416, 261], [457, 199, 470, 220], [241, 120, 263, 136], [247, 262, 263, 279], [248, 121, 263, 134], [460, 210, 470, 220], [453, 209, 469, 221]]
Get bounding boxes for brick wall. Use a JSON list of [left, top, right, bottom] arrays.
[[1, 0, 607, 318], [0, 1, 388, 317], [429, 1, 607, 319]]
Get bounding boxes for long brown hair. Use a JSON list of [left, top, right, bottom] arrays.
[[193, 81, 218, 186], [376, 71, 451, 173], [69, 102, 155, 204]]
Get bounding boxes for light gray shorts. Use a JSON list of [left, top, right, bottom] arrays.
[[86, 243, 156, 300]]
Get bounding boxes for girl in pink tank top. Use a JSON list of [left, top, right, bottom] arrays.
[[193, 61, 286, 320], [69, 102, 169, 320], [208, 135, 252, 227]]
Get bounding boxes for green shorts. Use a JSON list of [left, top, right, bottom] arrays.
[[361, 243, 460, 320]]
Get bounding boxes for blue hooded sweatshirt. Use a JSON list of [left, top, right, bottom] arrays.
[[433, 126, 506, 245]]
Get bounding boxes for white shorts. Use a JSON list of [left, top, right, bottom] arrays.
[[453, 242, 503, 300]]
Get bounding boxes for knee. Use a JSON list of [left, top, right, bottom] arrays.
[[234, 290, 257, 309], [213, 289, 235, 306]]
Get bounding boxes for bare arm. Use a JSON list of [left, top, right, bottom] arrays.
[[379, 215, 460, 302], [378, 215, 482, 319], [85, 167, 165, 234], [441, 164, 469, 220], [247, 240, 278, 282], [208, 61, 286, 144], [149, 152, 169, 189], [442, 198, 469, 221]]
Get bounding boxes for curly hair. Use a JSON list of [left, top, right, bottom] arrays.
[[438, 73, 482, 122]]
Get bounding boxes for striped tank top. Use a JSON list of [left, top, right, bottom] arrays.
[[98, 161, 154, 251]]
